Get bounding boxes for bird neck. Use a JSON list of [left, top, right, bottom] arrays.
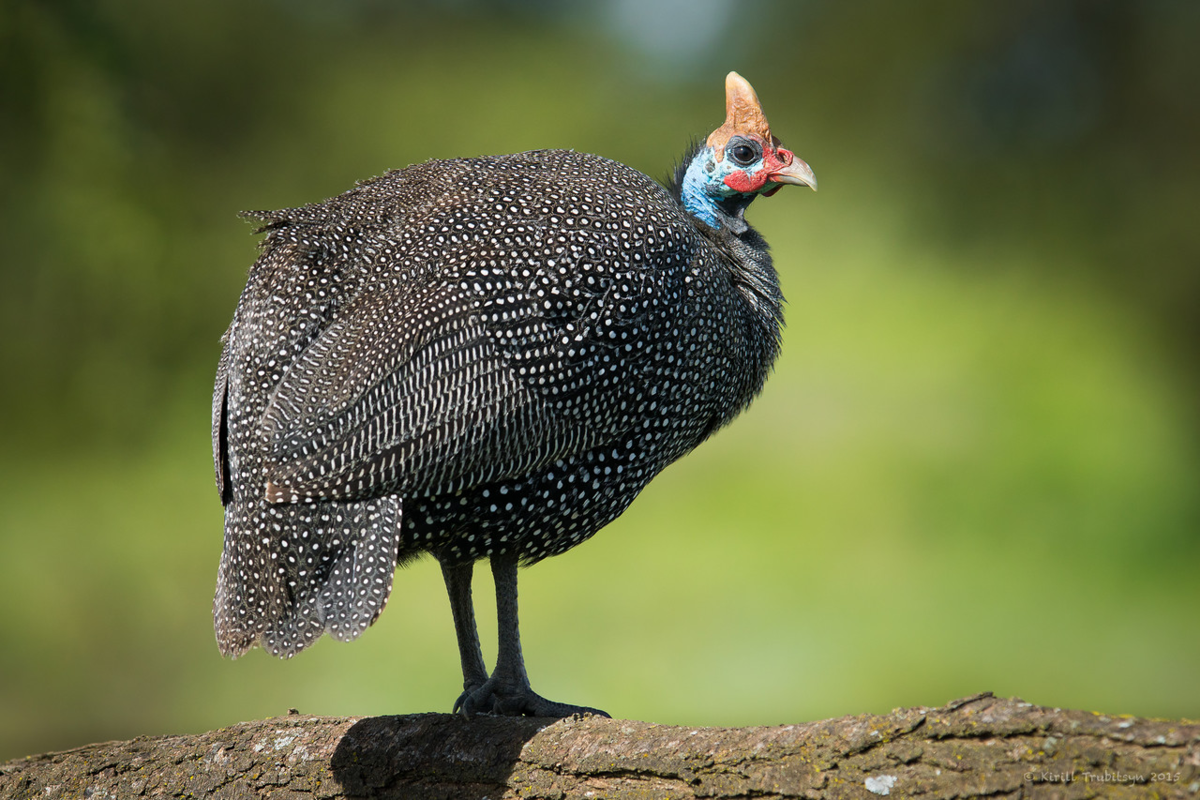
[[677, 145, 757, 234], [667, 143, 783, 381]]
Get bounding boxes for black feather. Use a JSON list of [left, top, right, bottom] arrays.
[[212, 148, 786, 659]]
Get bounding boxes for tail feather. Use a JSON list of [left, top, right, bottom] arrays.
[[214, 495, 402, 658]]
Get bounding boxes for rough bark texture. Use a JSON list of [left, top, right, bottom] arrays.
[[2, 694, 1197, 799]]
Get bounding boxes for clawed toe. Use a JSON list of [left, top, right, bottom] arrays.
[[455, 678, 608, 719], [494, 689, 609, 718], [453, 687, 491, 716]]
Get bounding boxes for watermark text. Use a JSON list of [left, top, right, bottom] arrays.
[[1024, 769, 1181, 785]]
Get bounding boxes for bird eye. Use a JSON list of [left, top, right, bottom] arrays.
[[727, 140, 760, 166], [720, 140, 758, 167]]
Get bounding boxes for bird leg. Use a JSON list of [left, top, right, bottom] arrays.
[[456, 549, 610, 718], [440, 559, 491, 714]]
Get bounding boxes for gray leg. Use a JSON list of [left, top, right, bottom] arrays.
[[457, 550, 610, 718], [439, 559, 491, 714]]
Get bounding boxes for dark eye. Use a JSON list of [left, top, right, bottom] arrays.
[[729, 141, 759, 166]]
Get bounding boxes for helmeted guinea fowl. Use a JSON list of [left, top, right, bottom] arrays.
[[211, 71, 816, 718]]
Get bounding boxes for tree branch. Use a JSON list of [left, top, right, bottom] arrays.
[[2, 694, 1197, 799]]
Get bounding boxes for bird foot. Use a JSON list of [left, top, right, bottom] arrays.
[[452, 681, 492, 716], [454, 677, 609, 719]]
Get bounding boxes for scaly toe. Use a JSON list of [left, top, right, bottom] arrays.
[[454, 676, 607, 718], [492, 686, 609, 719], [454, 681, 495, 717]]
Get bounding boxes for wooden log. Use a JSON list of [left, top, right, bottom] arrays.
[[2, 693, 1197, 798]]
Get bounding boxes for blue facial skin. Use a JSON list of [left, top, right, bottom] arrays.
[[680, 146, 764, 229]]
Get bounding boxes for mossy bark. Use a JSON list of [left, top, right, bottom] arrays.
[[2, 694, 1197, 799]]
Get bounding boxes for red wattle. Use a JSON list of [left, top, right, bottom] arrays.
[[723, 170, 759, 193]]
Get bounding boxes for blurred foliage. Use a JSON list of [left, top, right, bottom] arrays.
[[1, 0, 1198, 762]]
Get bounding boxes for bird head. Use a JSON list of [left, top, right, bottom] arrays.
[[678, 72, 816, 231]]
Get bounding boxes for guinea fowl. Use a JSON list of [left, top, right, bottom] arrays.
[[211, 71, 816, 718]]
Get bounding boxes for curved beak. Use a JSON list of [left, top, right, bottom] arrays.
[[769, 149, 817, 191]]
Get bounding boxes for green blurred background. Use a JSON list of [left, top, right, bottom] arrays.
[[2, 0, 1198, 761]]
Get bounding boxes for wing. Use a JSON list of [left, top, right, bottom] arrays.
[[259, 277, 626, 504], [252, 151, 691, 506]]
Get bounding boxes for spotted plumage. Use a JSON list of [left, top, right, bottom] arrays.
[[212, 72, 815, 716]]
